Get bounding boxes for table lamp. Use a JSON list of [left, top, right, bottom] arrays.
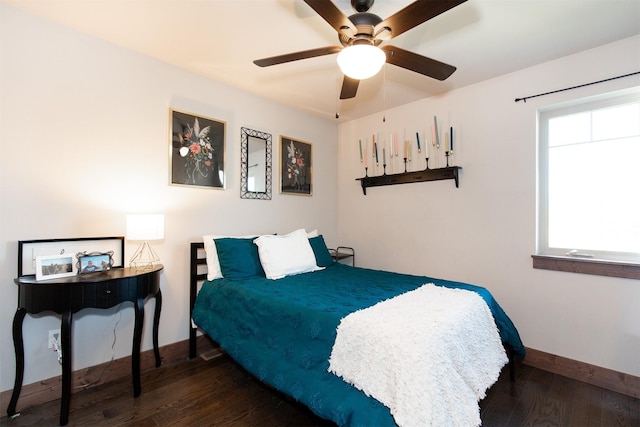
[[126, 214, 164, 269]]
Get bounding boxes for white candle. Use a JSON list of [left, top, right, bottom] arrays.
[[424, 132, 429, 157], [394, 132, 398, 156]]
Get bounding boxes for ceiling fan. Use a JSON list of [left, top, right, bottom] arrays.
[[254, 0, 468, 100]]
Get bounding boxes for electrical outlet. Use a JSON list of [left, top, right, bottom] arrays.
[[48, 329, 60, 349]]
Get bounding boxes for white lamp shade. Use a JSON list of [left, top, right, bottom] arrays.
[[337, 45, 386, 80], [126, 214, 165, 241]]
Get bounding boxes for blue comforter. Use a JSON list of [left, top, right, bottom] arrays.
[[192, 263, 525, 426]]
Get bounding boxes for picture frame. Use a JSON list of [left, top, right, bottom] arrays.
[[170, 109, 226, 189], [280, 136, 312, 196], [18, 237, 125, 277], [35, 254, 76, 281], [77, 251, 114, 274]]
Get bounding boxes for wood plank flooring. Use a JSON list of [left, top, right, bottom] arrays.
[[3, 354, 639, 426]]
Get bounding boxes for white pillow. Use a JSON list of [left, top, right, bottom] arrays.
[[254, 229, 322, 280], [203, 234, 256, 280]]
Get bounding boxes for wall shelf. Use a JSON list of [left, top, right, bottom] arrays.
[[355, 166, 461, 195]]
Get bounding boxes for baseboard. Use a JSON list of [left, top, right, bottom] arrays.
[[0, 335, 217, 413], [522, 347, 639, 399], [3, 341, 637, 413]]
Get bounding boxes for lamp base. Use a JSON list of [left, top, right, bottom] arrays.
[[129, 241, 160, 270]]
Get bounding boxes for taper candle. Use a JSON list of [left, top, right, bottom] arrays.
[[394, 133, 398, 156], [374, 141, 378, 164], [425, 133, 429, 157], [372, 134, 375, 159], [389, 134, 394, 157], [359, 139, 363, 162], [450, 127, 454, 152], [416, 132, 421, 152], [434, 116, 440, 148]]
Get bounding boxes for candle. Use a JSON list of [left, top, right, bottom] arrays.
[[394, 134, 398, 156], [416, 132, 421, 152], [445, 132, 450, 152], [425, 133, 429, 157], [383, 147, 386, 164], [404, 140, 408, 158], [450, 127, 454, 152], [359, 139, 363, 162], [389, 136, 394, 158], [363, 145, 368, 168], [372, 134, 375, 159], [408, 140, 412, 160], [434, 116, 440, 148], [431, 124, 436, 147], [374, 141, 379, 164]]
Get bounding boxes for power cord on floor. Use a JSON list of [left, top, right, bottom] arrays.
[[73, 303, 123, 389]]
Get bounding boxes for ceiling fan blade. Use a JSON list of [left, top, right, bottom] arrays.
[[375, 0, 468, 40], [254, 46, 342, 67], [340, 76, 360, 99], [304, 0, 357, 34], [381, 45, 456, 81]]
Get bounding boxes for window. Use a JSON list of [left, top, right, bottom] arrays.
[[537, 89, 640, 273]]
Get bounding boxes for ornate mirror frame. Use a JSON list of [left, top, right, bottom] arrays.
[[240, 127, 272, 200]]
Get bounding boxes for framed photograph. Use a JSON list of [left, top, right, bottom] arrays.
[[170, 109, 226, 189], [280, 136, 312, 196], [35, 254, 76, 281], [18, 237, 124, 277], [77, 251, 114, 274]]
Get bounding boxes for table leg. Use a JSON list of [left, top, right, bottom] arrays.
[[153, 290, 162, 368], [132, 297, 144, 397], [7, 308, 27, 418], [60, 311, 72, 426]]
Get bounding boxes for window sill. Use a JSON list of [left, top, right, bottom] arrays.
[[532, 255, 640, 280]]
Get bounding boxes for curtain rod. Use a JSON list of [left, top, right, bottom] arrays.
[[514, 71, 640, 103]]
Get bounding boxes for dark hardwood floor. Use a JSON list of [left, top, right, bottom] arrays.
[[3, 354, 639, 426]]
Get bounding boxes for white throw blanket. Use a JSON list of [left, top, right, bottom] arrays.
[[328, 284, 507, 427]]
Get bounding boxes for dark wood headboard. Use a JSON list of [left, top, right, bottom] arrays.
[[189, 242, 207, 359]]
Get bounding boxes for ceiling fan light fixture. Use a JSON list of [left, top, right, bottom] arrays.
[[337, 44, 386, 80]]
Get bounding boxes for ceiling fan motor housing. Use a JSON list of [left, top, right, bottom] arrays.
[[340, 12, 383, 47], [351, 0, 375, 12]]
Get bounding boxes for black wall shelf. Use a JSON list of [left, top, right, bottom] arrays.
[[355, 166, 461, 195]]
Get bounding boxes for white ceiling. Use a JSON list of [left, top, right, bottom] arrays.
[[4, 0, 640, 122]]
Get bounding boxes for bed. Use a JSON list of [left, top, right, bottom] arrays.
[[189, 231, 525, 426]]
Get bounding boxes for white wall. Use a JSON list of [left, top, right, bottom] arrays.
[[337, 36, 640, 377], [0, 5, 338, 392]]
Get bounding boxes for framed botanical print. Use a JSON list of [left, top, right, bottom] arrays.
[[170, 109, 226, 189], [280, 136, 312, 196]]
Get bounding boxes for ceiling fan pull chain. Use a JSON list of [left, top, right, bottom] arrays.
[[382, 64, 386, 123]]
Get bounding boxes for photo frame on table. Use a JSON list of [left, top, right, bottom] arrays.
[[76, 251, 114, 274], [35, 254, 76, 281], [280, 136, 312, 196], [18, 237, 125, 277], [170, 109, 226, 189]]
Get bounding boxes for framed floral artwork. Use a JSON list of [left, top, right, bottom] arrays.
[[170, 109, 226, 188], [280, 136, 312, 196]]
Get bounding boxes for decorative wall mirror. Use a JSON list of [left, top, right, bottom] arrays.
[[240, 127, 272, 200]]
